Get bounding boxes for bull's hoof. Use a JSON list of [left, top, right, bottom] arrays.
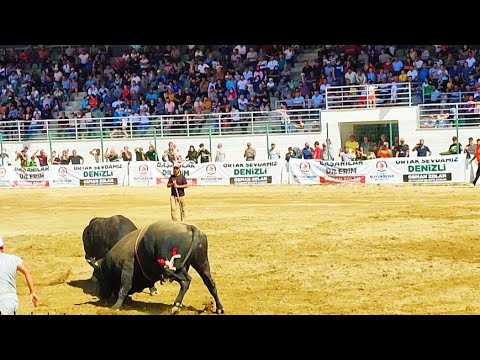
[[149, 287, 158, 296], [111, 302, 123, 310], [214, 308, 225, 314], [171, 306, 181, 315]]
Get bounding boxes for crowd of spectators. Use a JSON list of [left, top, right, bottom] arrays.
[[2, 44, 480, 143], [0, 45, 307, 141]]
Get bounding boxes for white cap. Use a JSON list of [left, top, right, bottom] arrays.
[[0, 235, 3, 247]]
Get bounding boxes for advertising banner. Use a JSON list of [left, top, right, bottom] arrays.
[[289, 155, 466, 184], [49, 163, 127, 187], [129, 160, 284, 186], [0, 165, 50, 188]]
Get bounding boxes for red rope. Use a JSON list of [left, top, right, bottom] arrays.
[[134, 226, 154, 283]]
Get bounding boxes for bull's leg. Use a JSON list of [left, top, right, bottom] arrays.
[[171, 269, 192, 314], [112, 260, 134, 310], [149, 284, 158, 296], [193, 261, 225, 314]]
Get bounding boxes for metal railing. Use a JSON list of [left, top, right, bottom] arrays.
[[274, 98, 325, 111], [418, 101, 480, 128], [325, 82, 413, 110], [0, 108, 322, 143], [420, 90, 476, 104]]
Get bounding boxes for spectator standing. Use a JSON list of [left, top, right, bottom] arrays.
[[268, 143, 281, 160], [69, 150, 84, 164], [90, 149, 101, 163], [470, 139, 480, 186], [215, 143, 226, 162], [121, 146, 132, 161], [197, 143, 211, 163], [411, 139, 431, 157], [244, 142, 256, 161]]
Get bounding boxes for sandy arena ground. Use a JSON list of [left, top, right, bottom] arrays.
[[1, 184, 480, 315]]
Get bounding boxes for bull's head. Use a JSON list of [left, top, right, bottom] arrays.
[[86, 257, 103, 270], [86, 257, 111, 299]]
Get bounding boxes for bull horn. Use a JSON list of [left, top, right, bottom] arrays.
[[86, 257, 102, 270]]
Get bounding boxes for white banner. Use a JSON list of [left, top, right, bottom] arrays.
[[0, 165, 50, 188], [289, 155, 467, 184], [129, 160, 285, 186], [50, 163, 128, 187], [288, 159, 367, 184]]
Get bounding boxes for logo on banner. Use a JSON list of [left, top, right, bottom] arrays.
[[206, 164, 216, 175], [376, 161, 387, 172], [0, 168, 6, 177], [300, 162, 311, 172], [139, 164, 149, 174], [58, 167, 68, 177]]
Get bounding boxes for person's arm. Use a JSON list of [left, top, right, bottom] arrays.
[[176, 175, 189, 188], [80, 156, 84, 164], [167, 176, 174, 188], [17, 262, 39, 307]]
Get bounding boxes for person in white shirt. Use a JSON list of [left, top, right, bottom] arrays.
[[215, 143, 226, 162], [268, 143, 281, 160], [0, 235, 39, 315]]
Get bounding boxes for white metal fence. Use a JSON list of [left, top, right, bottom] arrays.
[[0, 108, 322, 142], [418, 101, 480, 128], [325, 83, 413, 109]]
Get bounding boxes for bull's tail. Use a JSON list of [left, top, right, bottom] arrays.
[[177, 225, 200, 270]]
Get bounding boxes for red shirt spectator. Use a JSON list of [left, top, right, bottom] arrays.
[[314, 142, 321, 159]]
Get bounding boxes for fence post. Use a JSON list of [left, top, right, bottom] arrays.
[[46, 117, 50, 142], [389, 121, 393, 149], [48, 132, 53, 162], [326, 122, 330, 160], [208, 126, 212, 156], [250, 112, 254, 134], [0, 133, 3, 166], [455, 115, 459, 154], [17, 120, 21, 142], [325, 87, 329, 110], [153, 127, 159, 161], [99, 118, 104, 159], [266, 124, 270, 159], [74, 117, 78, 141], [408, 82, 412, 106], [160, 116, 164, 138]]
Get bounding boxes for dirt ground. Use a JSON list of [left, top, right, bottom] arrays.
[[1, 184, 479, 315]]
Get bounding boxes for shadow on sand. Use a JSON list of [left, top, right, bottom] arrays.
[[67, 278, 99, 297], [67, 278, 207, 314]]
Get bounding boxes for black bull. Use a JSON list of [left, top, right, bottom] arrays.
[[82, 215, 158, 295], [87, 220, 224, 314]]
